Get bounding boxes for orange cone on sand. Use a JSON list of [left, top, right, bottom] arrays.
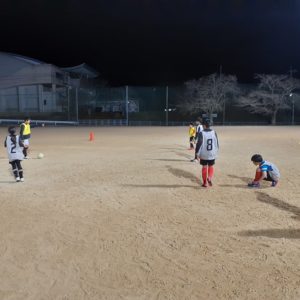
[[89, 131, 95, 141]]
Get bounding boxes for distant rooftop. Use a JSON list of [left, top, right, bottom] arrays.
[[62, 63, 99, 79], [0, 51, 44, 65], [0, 51, 99, 78]]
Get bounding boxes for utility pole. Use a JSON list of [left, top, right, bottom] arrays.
[[220, 65, 226, 125], [165, 86, 169, 126], [125, 85, 129, 126], [289, 66, 297, 125], [75, 87, 79, 122], [67, 86, 70, 120], [291, 93, 295, 125]]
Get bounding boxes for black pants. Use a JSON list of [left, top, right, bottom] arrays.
[[10, 160, 23, 179], [23, 147, 28, 157], [189, 137, 194, 148], [263, 172, 273, 182], [200, 159, 215, 166]]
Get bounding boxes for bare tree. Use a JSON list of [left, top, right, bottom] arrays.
[[179, 73, 239, 122], [237, 74, 300, 125]]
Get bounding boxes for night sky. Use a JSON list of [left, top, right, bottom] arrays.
[[1, 0, 300, 85]]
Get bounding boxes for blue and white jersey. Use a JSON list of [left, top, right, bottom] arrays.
[[6, 135, 24, 161], [259, 161, 280, 180]]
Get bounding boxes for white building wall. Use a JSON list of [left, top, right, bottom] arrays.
[[18, 85, 39, 112], [0, 64, 53, 89], [0, 52, 98, 116], [0, 87, 18, 112]]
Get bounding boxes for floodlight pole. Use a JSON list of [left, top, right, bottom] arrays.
[[220, 65, 226, 125], [75, 87, 79, 122], [289, 67, 297, 125], [165, 86, 169, 126], [67, 86, 70, 121], [223, 101, 226, 125], [292, 101, 295, 125], [292, 97, 295, 125], [125, 85, 129, 126]]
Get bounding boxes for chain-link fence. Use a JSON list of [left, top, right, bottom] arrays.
[[0, 84, 299, 125], [83, 85, 300, 125]]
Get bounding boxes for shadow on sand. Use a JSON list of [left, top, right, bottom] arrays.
[[123, 166, 200, 190], [147, 158, 190, 162], [123, 184, 199, 189], [238, 192, 300, 239], [239, 228, 300, 239], [167, 166, 199, 184], [228, 174, 251, 184], [223, 174, 269, 189], [256, 191, 300, 220]]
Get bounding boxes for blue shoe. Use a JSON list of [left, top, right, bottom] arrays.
[[248, 182, 260, 188], [271, 181, 278, 187]]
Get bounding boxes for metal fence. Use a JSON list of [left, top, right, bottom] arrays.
[[1, 85, 299, 125], [0, 119, 78, 127], [88, 85, 300, 125]]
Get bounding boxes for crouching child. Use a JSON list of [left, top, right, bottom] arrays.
[[248, 154, 280, 188]]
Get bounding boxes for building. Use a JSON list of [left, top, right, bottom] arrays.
[[0, 51, 99, 120]]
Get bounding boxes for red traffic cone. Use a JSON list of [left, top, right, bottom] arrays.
[[89, 131, 95, 141]]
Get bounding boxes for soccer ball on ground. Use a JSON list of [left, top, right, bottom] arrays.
[[37, 153, 44, 159]]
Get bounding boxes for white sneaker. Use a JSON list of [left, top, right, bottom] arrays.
[[16, 177, 20, 182], [20, 178, 24, 182]]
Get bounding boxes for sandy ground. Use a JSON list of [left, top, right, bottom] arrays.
[[0, 126, 300, 300]]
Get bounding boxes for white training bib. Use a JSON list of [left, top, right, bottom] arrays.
[[198, 130, 219, 160], [6, 135, 24, 161], [196, 124, 203, 134]]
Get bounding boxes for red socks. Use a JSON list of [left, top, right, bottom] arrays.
[[208, 166, 214, 180], [254, 170, 262, 182], [202, 166, 214, 184], [202, 166, 208, 184]]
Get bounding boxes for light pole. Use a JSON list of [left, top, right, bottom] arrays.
[[75, 87, 79, 122], [165, 86, 169, 126], [125, 85, 129, 126], [67, 86, 71, 120], [223, 100, 226, 125], [290, 93, 295, 125]]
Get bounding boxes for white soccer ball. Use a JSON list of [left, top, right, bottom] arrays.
[[37, 153, 44, 159]]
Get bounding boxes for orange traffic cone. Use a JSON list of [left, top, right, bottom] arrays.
[[89, 131, 94, 141]]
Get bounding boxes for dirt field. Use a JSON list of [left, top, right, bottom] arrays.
[[0, 126, 300, 300]]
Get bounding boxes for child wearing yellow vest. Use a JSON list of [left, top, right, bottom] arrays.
[[188, 122, 196, 150], [20, 117, 31, 159]]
